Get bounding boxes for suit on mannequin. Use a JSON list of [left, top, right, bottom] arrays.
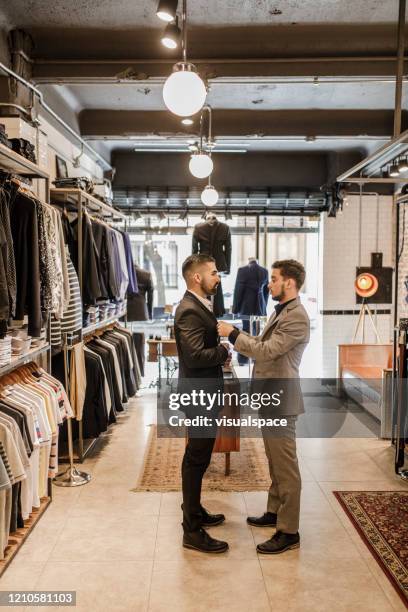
[[232, 259, 269, 364], [192, 214, 232, 316]]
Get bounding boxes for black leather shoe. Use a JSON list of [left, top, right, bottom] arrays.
[[180, 504, 226, 528], [247, 512, 277, 527], [183, 528, 229, 553], [201, 506, 225, 527], [256, 531, 300, 554]]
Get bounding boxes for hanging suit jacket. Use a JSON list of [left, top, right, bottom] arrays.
[[127, 266, 154, 321], [192, 221, 232, 274], [232, 261, 269, 316]]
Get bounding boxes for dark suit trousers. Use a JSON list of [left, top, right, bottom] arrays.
[[182, 434, 216, 533]]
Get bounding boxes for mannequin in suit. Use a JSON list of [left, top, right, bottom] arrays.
[[192, 213, 232, 317], [233, 258, 269, 364], [126, 265, 154, 321]]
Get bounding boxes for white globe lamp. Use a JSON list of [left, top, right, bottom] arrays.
[[163, 62, 207, 117], [201, 185, 218, 206], [189, 153, 213, 179]]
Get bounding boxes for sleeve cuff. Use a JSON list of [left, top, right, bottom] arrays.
[[228, 327, 240, 345]]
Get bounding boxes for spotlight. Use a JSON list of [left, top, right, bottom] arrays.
[[189, 153, 213, 179], [389, 163, 400, 178], [156, 0, 178, 22], [201, 185, 218, 206], [163, 62, 207, 117], [181, 117, 194, 126], [398, 157, 408, 173], [161, 19, 181, 49]]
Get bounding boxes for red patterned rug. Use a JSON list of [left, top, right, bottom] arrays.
[[334, 491, 408, 608]]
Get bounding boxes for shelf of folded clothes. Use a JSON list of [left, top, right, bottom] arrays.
[[50, 187, 126, 220], [0, 142, 49, 179], [0, 342, 50, 377], [82, 310, 127, 337]]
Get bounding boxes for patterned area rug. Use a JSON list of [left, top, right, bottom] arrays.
[[132, 426, 270, 492], [334, 491, 408, 608]]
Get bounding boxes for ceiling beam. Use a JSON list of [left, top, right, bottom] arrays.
[[33, 57, 408, 83], [79, 109, 406, 139], [112, 151, 362, 190], [30, 24, 408, 81]]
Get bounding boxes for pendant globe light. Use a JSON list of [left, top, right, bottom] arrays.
[[189, 106, 213, 179], [201, 177, 218, 206], [162, 0, 207, 117]]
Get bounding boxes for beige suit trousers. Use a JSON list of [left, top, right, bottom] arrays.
[[262, 417, 301, 534]]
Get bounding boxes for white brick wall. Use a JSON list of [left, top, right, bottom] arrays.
[[319, 194, 393, 377]]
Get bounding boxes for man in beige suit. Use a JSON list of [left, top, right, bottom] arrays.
[[218, 259, 310, 554]]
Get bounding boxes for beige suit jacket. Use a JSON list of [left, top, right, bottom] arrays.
[[234, 297, 310, 414]]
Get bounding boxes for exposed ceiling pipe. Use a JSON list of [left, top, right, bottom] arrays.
[[394, 0, 406, 137], [0, 60, 112, 170]]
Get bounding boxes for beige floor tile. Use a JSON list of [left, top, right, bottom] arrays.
[[304, 451, 392, 482], [49, 515, 158, 562], [71, 491, 162, 518], [28, 560, 153, 612], [260, 555, 394, 612], [149, 558, 271, 612], [0, 559, 46, 590], [200, 492, 247, 515]]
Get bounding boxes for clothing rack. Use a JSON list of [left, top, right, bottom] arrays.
[[0, 146, 53, 576], [50, 188, 130, 464], [58, 314, 127, 465]]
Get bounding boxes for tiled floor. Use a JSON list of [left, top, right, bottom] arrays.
[[1, 385, 407, 612]]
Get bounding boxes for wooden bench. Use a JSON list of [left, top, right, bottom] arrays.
[[337, 344, 393, 438]]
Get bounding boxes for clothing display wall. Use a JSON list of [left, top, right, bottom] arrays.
[[60, 211, 134, 328], [0, 178, 70, 341], [0, 363, 73, 560]]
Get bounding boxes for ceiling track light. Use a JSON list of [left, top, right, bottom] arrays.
[[161, 17, 181, 49], [189, 106, 214, 178], [162, 0, 207, 116], [156, 0, 178, 22]]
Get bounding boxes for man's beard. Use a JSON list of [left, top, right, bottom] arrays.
[[203, 282, 219, 296], [272, 284, 285, 302]]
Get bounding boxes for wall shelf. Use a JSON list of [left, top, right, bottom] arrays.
[[0, 142, 49, 179], [0, 343, 50, 377]]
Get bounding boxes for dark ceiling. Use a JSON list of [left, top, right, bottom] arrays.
[[0, 0, 405, 211]]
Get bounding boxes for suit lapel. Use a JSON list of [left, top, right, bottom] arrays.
[[184, 291, 217, 323]]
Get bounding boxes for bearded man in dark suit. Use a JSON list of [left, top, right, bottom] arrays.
[[174, 254, 230, 554]]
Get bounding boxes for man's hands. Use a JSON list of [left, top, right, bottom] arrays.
[[217, 321, 234, 337]]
